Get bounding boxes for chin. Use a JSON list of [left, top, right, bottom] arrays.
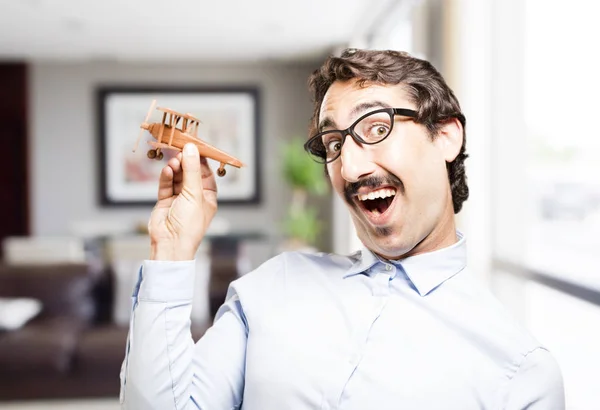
[[359, 228, 417, 259], [376, 244, 415, 260]]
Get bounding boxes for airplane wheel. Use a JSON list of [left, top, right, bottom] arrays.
[[217, 168, 226, 177], [147, 149, 157, 159], [157, 152, 164, 160]]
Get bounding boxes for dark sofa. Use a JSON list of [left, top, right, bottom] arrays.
[[0, 262, 209, 401]]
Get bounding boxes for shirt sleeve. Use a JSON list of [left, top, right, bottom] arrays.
[[120, 260, 248, 410], [503, 347, 565, 410]]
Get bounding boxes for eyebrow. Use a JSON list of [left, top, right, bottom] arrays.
[[318, 100, 393, 132]]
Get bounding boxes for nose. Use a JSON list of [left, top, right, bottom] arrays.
[[339, 133, 376, 182]]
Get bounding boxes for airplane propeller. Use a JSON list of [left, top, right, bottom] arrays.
[[133, 99, 157, 152]]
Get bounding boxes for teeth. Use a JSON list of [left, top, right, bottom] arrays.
[[358, 188, 396, 202]]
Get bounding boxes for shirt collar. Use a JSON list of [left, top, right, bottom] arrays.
[[344, 247, 381, 278], [343, 232, 467, 297]]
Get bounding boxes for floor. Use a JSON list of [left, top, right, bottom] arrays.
[[0, 400, 120, 410]]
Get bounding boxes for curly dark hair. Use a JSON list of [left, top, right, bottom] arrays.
[[308, 48, 469, 213]]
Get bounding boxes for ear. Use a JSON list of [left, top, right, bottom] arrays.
[[435, 118, 463, 162]]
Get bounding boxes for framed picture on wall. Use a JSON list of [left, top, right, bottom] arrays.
[[97, 86, 261, 206]]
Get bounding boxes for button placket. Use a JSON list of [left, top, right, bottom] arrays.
[[337, 279, 389, 410], [372, 264, 394, 297]]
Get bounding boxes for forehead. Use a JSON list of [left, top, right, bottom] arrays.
[[319, 79, 412, 125]]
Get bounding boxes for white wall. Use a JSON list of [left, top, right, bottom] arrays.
[[449, 0, 493, 286], [29, 60, 327, 248], [409, 0, 493, 284]]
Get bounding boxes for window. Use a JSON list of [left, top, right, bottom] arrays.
[[524, 0, 600, 287], [490, 1, 600, 407]]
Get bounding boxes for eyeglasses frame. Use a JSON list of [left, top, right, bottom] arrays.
[[304, 107, 418, 164]]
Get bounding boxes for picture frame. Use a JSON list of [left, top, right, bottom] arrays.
[[97, 86, 261, 206]]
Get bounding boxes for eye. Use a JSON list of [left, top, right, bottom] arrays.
[[327, 140, 342, 153], [376, 125, 388, 135], [368, 124, 390, 139], [322, 133, 343, 155], [356, 112, 392, 141]]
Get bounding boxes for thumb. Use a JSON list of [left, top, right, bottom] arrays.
[[181, 143, 203, 200]]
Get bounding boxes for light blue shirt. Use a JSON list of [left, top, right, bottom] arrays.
[[120, 233, 565, 409]]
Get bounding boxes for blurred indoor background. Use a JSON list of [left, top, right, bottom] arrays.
[[0, 0, 598, 409]]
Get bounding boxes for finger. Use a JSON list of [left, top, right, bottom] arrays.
[[173, 164, 184, 184], [157, 165, 174, 200], [173, 171, 184, 195], [167, 156, 183, 195], [171, 161, 183, 187], [181, 143, 203, 201], [172, 157, 184, 195], [199, 157, 218, 193], [167, 156, 181, 174]]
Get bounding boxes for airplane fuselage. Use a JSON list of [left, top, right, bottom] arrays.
[[143, 122, 243, 168]]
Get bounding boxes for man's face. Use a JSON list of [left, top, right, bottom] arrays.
[[320, 79, 462, 259]]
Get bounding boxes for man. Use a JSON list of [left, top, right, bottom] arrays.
[[120, 49, 565, 409]]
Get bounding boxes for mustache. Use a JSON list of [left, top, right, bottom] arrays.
[[343, 174, 404, 204]]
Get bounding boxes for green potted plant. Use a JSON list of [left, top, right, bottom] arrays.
[[280, 137, 328, 251]]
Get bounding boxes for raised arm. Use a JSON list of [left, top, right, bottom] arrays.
[[120, 143, 246, 409]]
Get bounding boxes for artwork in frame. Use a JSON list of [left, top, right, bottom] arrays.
[[98, 87, 261, 206]]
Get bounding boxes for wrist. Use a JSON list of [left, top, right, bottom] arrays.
[[150, 241, 196, 261]]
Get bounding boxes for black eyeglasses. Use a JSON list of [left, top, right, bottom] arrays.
[[304, 108, 417, 163]]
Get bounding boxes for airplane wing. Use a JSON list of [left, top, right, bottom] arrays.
[[148, 141, 181, 151], [195, 139, 244, 168], [157, 107, 200, 124], [171, 133, 244, 168], [157, 106, 181, 117], [182, 112, 202, 123], [149, 139, 244, 169]]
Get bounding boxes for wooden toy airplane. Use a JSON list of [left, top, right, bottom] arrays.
[[133, 99, 244, 177]]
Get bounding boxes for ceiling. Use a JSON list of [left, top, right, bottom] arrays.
[[0, 0, 400, 62]]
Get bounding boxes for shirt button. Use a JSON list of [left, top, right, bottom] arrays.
[[385, 264, 393, 271]]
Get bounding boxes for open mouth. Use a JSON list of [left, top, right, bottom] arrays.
[[356, 188, 396, 217]]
